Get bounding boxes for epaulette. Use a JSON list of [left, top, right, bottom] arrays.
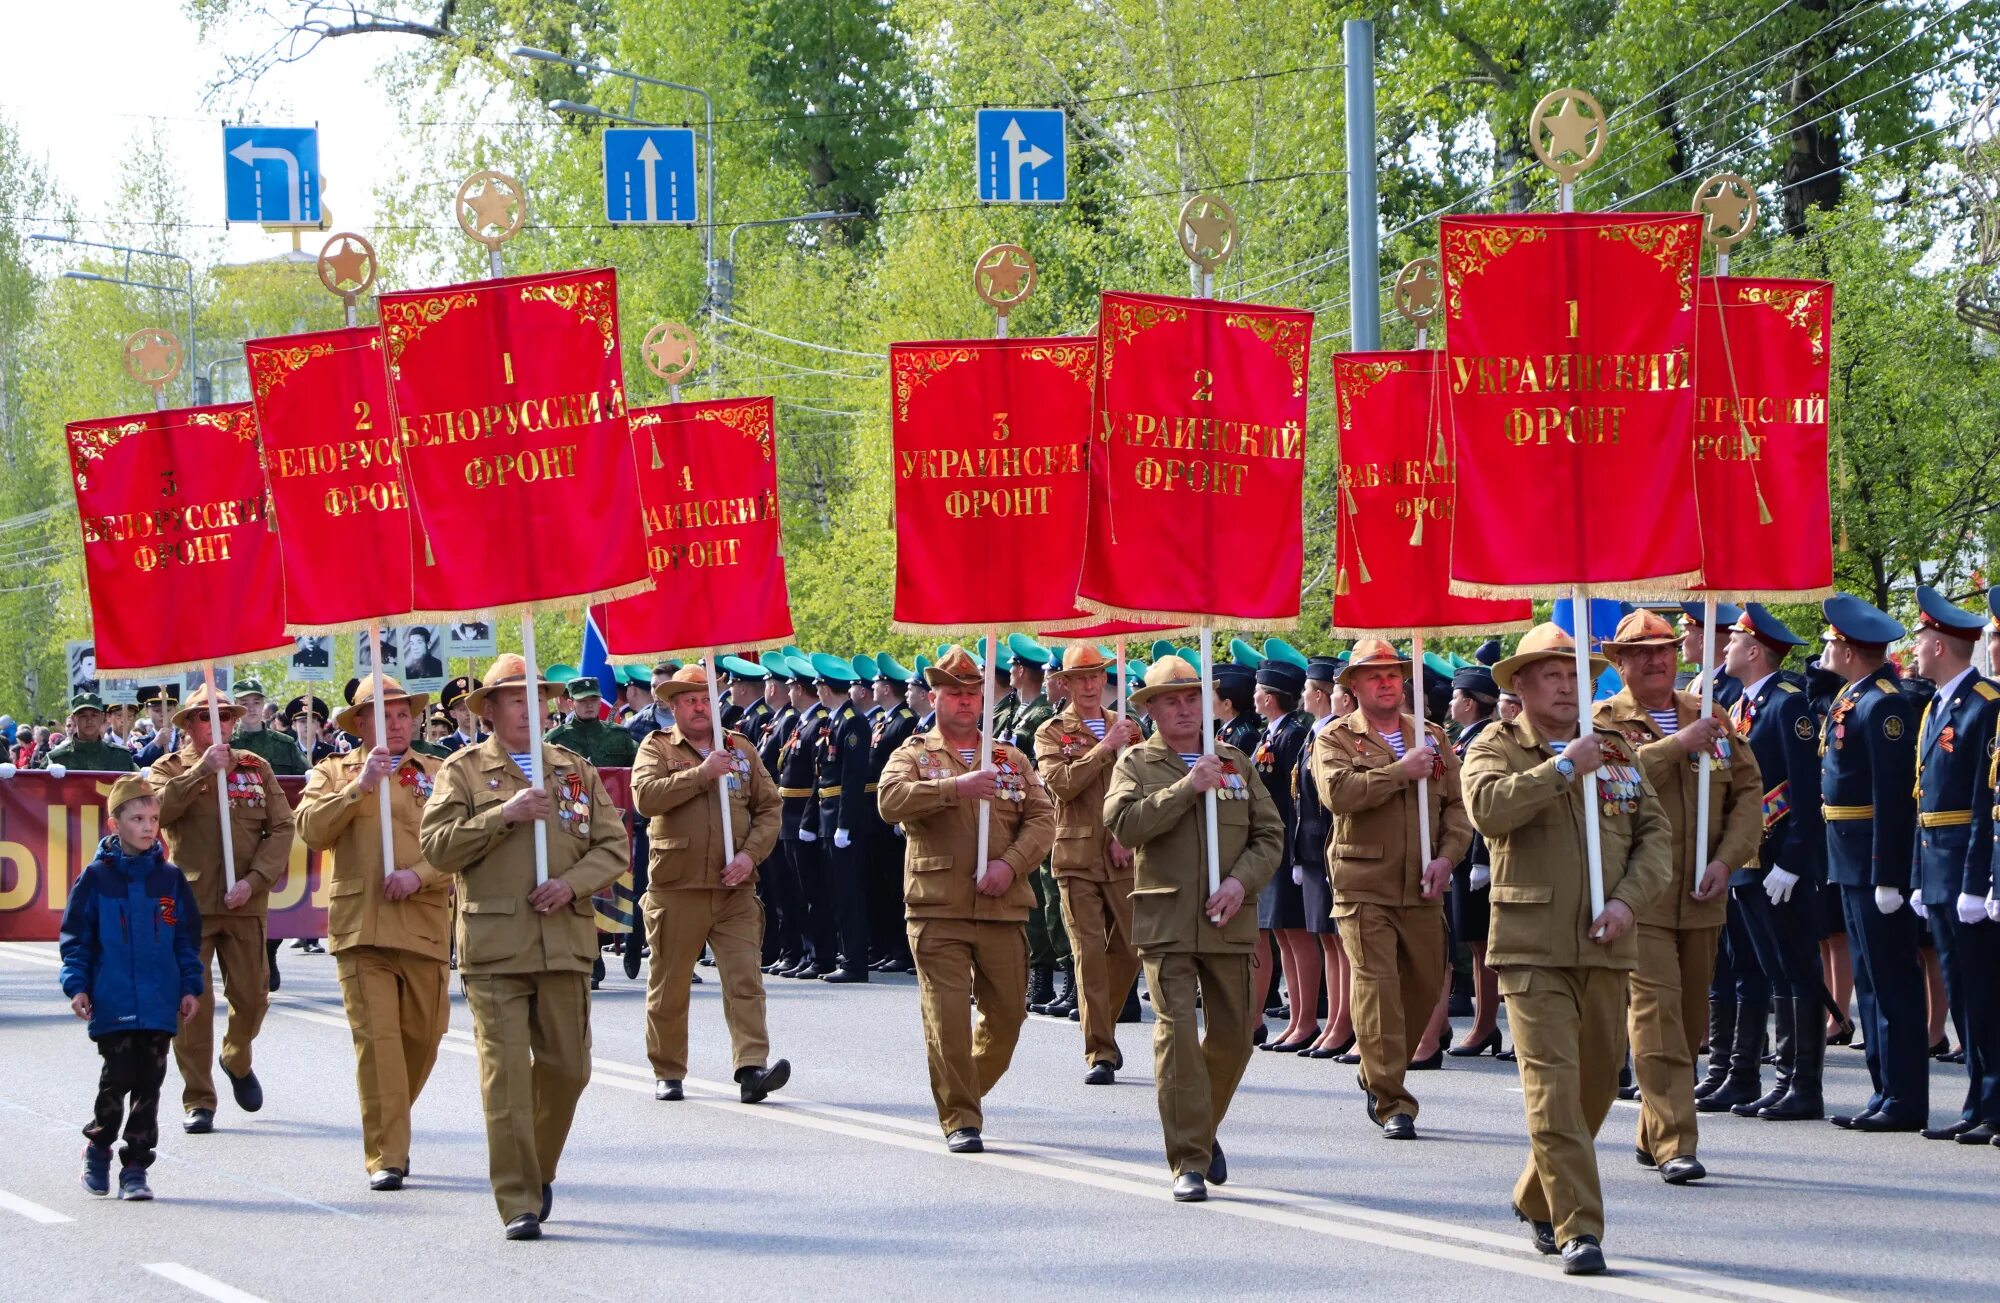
[[1777, 682, 1800, 694], [1975, 682, 2000, 703], [1873, 678, 1899, 695]]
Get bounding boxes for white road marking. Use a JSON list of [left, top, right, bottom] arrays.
[[0, 946, 62, 967], [0, 1186, 72, 1224], [144, 1263, 271, 1303]]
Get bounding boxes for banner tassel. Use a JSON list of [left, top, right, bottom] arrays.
[[1335, 565, 1350, 597], [1409, 506, 1425, 547], [1431, 424, 1448, 468], [1755, 479, 1773, 526], [1356, 545, 1373, 586], [650, 432, 665, 471]]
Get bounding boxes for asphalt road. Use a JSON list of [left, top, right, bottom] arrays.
[[1, 940, 1993, 1303]]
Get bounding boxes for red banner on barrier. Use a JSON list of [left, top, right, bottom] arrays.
[[245, 326, 415, 632], [66, 403, 289, 674], [1077, 293, 1310, 628], [593, 397, 794, 659], [1331, 350, 1534, 637], [378, 267, 650, 618], [1693, 276, 1836, 600], [1440, 213, 1704, 598], [889, 336, 1097, 631]]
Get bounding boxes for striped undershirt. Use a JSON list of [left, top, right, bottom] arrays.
[[508, 752, 534, 776], [958, 748, 977, 765], [1083, 717, 1107, 739], [1379, 728, 1407, 758], [1647, 708, 1679, 735], [1178, 753, 1203, 766]]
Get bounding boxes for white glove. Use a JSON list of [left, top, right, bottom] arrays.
[[46, 763, 64, 779], [894, 824, 906, 839], [1957, 892, 1987, 926], [1988, 889, 2000, 923], [834, 828, 851, 850], [798, 828, 817, 842], [1291, 865, 1304, 885], [1910, 889, 1928, 920], [1470, 865, 1491, 890], [1874, 886, 1906, 916], [0, 763, 15, 779], [1765, 866, 1799, 906]]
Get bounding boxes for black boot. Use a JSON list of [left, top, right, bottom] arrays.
[[1759, 994, 1825, 1120], [1735, 997, 1794, 1115], [1698, 999, 1766, 1112], [1047, 967, 1079, 1018], [1693, 998, 1734, 1100], [1026, 964, 1056, 1014]]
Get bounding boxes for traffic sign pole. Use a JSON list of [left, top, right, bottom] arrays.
[[1344, 20, 1381, 351]]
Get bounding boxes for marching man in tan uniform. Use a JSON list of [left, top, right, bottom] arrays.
[[419, 654, 628, 1241], [631, 664, 790, 1105], [1594, 611, 1762, 1184], [1105, 656, 1283, 1202], [148, 683, 295, 1134], [876, 645, 1055, 1154], [1033, 645, 1144, 1084], [294, 675, 451, 1192], [1315, 639, 1471, 1141], [1463, 624, 1673, 1276]]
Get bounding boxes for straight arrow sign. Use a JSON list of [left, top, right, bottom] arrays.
[[636, 137, 662, 222]]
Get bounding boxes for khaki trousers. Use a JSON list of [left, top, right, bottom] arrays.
[[1342, 902, 1446, 1122], [1058, 875, 1139, 1066], [1630, 922, 1719, 1162], [1142, 950, 1255, 1177], [174, 915, 269, 1112], [643, 888, 770, 1080], [908, 918, 1028, 1135], [1503, 965, 1628, 1246], [335, 946, 449, 1175], [463, 971, 592, 1224]]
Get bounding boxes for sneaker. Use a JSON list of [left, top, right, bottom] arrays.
[[82, 1145, 111, 1196], [116, 1167, 153, 1201]]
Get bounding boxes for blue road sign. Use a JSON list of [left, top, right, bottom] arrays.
[[975, 109, 1066, 204], [603, 127, 699, 225], [222, 125, 320, 225]]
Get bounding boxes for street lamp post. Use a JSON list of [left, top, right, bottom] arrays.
[[30, 234, 198, 403], [511, 46, 717, 301], [718, 211, 863, 317]]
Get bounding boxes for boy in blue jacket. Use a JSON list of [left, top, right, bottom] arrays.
[[59, 774, 203, 1200]]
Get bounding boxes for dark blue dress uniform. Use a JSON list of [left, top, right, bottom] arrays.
[[777, 655, 833, 976], [1295, 659, 1346, 938], [757, 687, 802, 970], [867, 658, 920, 971], [1724, 606, 1829, 1119], [1818, 595, 1926, 1130], [1253, 662, 1312, 932], [813, 652, 873, 982], [1909, 587, 2000, 1138]]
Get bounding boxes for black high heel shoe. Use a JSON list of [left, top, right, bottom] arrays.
[[1408, 1046, 1445, 1071], [1302, 1033, 1356, 1060], [1447, 1028, 1504, 1058], [1268, 1027, 1321, 1054], [1826, 1018, 1854, 1047]]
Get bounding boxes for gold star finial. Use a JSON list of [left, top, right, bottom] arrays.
[[1176, 194, 1239, 272], [642, 321, 700, 385], [1693, 173, 1758, 251], [455, 170, 528, 250], [972, 243, 1038, 314], [1529, 88, 1608, 184]]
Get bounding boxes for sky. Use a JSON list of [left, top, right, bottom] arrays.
[[2, 1, 414, 264]]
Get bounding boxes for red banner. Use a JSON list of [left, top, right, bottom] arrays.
[[1693, 276, 1835, 600], [1440, 213, 1703, 598], [67, 403, 288, 674], [889, 336, 1097, 631], [0, 769, 636, 942], [592, 397, 793, 659], [245, 326, 414, 632], [1077, 292, 1311, 627], [379, 267, 649, 618], [1331, 350, 1534, 637]]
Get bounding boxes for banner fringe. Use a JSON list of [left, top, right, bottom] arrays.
[[102, 642, 297, 679], [605, 633, 795, 666], [1446, 569, 1705, 603], [1329, 618, 1536, 640], [1074, 595, 1300, 633], [283, 616, 415, 638], [1698, 585, 1838, 604], [406, 575, 654, 626]]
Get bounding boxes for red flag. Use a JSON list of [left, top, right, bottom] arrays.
[[1077, 292, 1310, 627], [890, 336, 1096, 631], [66, 403, 288, 673], [591, 397, 793, 658], [245, 326, 415, 631], [1440, 213, 1703, 597], [378, 267, 649, 617], [1693, 276, 1835, 600], [1331, 350, 1534, 637]]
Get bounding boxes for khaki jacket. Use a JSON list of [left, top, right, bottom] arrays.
[[150, 743, 296, 928], [1104, 735, 1283, 955], [631, 725, 781, 891], [1315, 710, 1473, 911], [876, 730, 1055, 923], [294, 749, 451, 962], [1462, 716, 1674, 971], [418, 736, 629, 976], [1594, 688, 1764, 929], [1033, 706, 1132, 880]]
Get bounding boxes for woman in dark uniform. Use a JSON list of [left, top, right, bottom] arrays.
[[1445, 666, 1510, 1058], [1215, 664, 1285, 1031], [1296, 659, 1356, 1059], [1251, 661, 1317, 1052]]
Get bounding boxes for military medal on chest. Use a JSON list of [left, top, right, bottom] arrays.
[[557, 771, 590, 836], [397, 761, 435, 800], [994, 756, 1026, 802], [1595, 755, 1641, 818], [226, 765, 266, 808], [1219, 759, 1248, 800], [728, 750, 751, 791]]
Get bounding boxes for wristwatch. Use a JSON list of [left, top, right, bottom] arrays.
[[1554, 756, 1577, 783]]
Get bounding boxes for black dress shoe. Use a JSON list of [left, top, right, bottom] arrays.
[[1952, 1123, 1999, 1145], [655, 1078, 684, 1101], [1929, 1038, 1951, 1060], [1172, 1172, 1207, 1202], [1946, 1049, 1966, 1065], [1251, 1023, 1268, 1046], [1206, 1142, 1227, 1186], [1112, 1047, 1125, 1071], [737, 1059, 791, 1103], [1335, 1049, 1363, 1064], [946, 1128, 983, 1153], [1382, 1114, 1417, 1140], [1561, 1235, 1606, 1276], [369, 1168, 405, 1192], [1496, 1048, 1517, 1062], [1513, 1204, 1557, 1255], [1300, 1046, 1334, 1059], [1407, 1046, 1443, 1071], [1922, 1120, 1974, 1140], [1635, 1145, 1657, 1168], [221, 1062, 264, 1113], [688, 971, 704, 984], [541, 1183, 553, 1221], [1084, 1061, 1116, 1086], [1447, 1029, 1502, 1058], [821, 968, 870, 984], [1659, 1156, 1705, 1184], [505, 1213, 541, 1241], [1618, 1083, 1641, 1101], [183, 1108, 214, 1134], [1850, 1112, 1922, 1133]]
